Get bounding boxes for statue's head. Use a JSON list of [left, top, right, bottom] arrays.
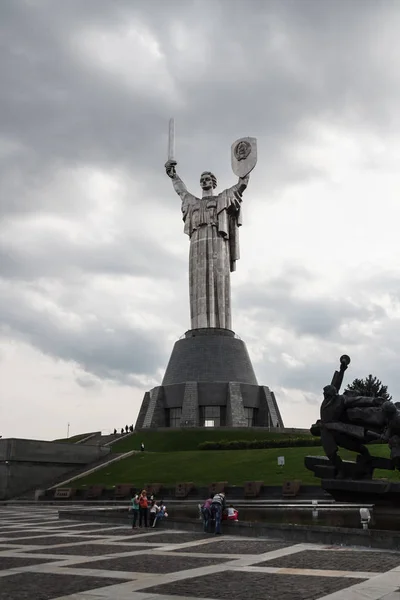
[[200, 171, 217, 191], [323, 384, 337, 399]]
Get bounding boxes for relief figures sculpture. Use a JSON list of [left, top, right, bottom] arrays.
[[165, 119, 257, 330], [307, 355, 400, 481]]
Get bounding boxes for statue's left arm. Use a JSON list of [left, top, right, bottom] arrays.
[[221, 173, 250, 214], [216, 175, 250, 272], [236, 173, 250, 196]]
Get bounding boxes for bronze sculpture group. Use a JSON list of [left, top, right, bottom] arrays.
[[309, 356, 400, 480]]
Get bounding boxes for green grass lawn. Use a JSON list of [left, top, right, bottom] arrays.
[[75, 444, 400, 489], [110, 429, 314, 453]]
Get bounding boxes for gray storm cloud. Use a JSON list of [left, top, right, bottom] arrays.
[[1, 0, 400, 419]]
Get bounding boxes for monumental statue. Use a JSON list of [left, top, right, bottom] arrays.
[[164, 118, 257, 330], [134, 120, 284, 431]]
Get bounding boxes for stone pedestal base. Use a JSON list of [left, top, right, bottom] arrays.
[[304, 455, 400, 505], [135, 328, 284, 430]]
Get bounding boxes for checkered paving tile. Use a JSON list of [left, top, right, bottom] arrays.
[[0, 506, 399, 600], [144, 570, 366, 600]]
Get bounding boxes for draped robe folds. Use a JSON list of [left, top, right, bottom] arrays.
[[172, 176, 245, 330]]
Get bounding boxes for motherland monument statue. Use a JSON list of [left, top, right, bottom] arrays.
[[164, 118, 257, 330], [135, 120, 284, 430]]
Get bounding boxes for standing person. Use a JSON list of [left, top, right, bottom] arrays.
[[149, 499, 158, 527], [130, 493, 140, 529], [201, 497, 213, 533], [210, 492, 226, 535], [138, 490, 149, 528], [141, 442, 145, 452]]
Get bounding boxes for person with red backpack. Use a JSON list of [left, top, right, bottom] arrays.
[[139, 489, 149, 527]]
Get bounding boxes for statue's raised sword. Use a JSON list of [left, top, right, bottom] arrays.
[[168, 117, 175, 162], [165, 117, 177, 178]]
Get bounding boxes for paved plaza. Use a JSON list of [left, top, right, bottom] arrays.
[[1, 507, 400, 599]]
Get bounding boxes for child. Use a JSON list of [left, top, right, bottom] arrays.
[[153, 500, 167, 528], [201, 497, 213, 532], [227, 504, 239, 521], [149, 499, 159, 527]]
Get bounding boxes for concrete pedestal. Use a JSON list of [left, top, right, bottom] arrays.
[[135, 328, 284, 429]]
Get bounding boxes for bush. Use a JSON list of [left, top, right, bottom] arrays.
[[198, 437, 321, 450]]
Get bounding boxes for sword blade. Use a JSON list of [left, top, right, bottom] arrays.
[[168, 118, 175, 161]]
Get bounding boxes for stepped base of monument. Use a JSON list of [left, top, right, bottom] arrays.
[[162, 327, 258, 386], [305, 455, 394, 480], [135, 327, 284, 429], [321, 479, 400, 506]]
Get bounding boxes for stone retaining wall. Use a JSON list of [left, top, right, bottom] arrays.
[[58, 509, 400, 551], [0, 438, 110, 500]]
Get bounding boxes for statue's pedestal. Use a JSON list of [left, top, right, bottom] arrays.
[[304, 455, 400, 506], [135, 328, 284, 429]]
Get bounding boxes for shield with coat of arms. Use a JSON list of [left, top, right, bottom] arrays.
[[231, 137, 257, 178]]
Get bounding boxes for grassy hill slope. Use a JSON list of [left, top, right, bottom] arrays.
[[75, 444, 400, 489], [110, 429, 313, 453]]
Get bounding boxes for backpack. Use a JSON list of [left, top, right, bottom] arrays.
[[139, 495, 148, 508]]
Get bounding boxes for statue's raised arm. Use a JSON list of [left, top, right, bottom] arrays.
[[225, 173, 250, 209], [165, 160, 190, 200]]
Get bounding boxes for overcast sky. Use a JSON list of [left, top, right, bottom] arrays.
[[2, 0, 400, 440]]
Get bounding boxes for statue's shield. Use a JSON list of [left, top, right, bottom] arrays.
[[231, 137, 257, 178]]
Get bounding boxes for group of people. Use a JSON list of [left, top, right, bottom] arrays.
[[113, 425, 134, 435], [200, 492, 238, 535], [129, 489, 167, 529]]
